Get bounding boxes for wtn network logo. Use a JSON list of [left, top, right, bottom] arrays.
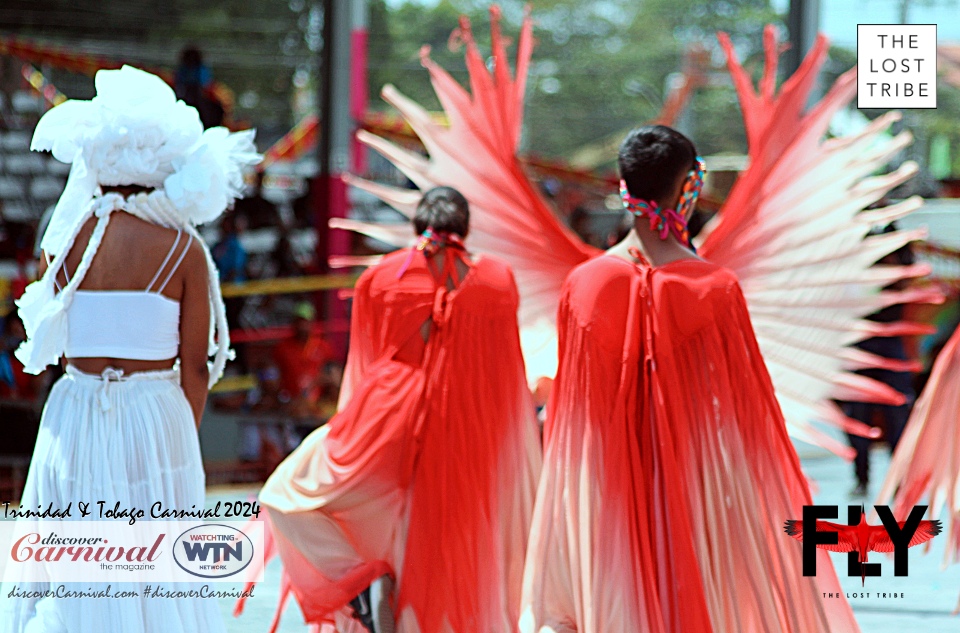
[[784, 505, 941, 586], [173, 524, 255, 579]]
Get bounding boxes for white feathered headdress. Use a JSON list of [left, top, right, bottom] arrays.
[[17, 65, 261, 385]]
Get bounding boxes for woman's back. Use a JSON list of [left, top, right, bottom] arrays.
[[54, 207, 209, 377], [58, 211, 194, 299]]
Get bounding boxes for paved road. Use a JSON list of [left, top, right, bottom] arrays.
[[220, 447, 960, 632]]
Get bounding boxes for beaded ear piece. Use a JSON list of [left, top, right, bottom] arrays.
[[397, 227, 466, 278], [620, 155, 706, 249], [415, 227, 465, 257], [676, 155, 707, 219]]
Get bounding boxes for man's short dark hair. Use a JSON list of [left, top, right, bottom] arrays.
[[413, 186, 470, 236], [618, 125, 697, 202]]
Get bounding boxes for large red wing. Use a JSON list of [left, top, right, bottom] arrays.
[[702, 27, 942, 458], [340, 8, 598, 389], [869, 520, 942, 553], [783, 520, 858, 553]]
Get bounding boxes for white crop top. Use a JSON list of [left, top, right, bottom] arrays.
[[59, 231, 192, 361]]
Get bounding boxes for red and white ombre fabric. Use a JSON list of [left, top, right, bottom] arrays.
[[876, 325, 960, 565], [520, 254, 860, 633], [254, 248, 541, 633], [341, 11, 940, 458]]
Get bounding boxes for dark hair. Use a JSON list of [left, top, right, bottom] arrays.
[[101, 184, 154, 196], [413, 186, 470, 237], [618, 125, 697, 202], [180, 47, 203, 68]]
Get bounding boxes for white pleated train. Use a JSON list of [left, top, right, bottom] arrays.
[[0, 367, 226, 633]]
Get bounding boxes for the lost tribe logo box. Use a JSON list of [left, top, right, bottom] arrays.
[[784, 505, 941, 586], [858, 24, 937, 109]]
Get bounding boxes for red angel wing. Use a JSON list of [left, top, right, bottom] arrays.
[[343, 7, 598, 386], [869, 520, 943, 553], [876, 326, 960, 566], [783, 519, 859, 553], [340, 11, 938, 458], [700, 27, 943, 456]]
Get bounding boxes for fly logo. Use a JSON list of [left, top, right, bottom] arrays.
[[784, 505, 941, 586], [173, 524, 254, 579]]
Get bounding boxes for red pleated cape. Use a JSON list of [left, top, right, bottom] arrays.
[[520, 254, 859, 633], [260, 248, 541, 633]]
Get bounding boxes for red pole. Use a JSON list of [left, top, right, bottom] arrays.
[[349, 2, 369, 176]]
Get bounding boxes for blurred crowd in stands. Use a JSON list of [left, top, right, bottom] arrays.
[[2, 47, 959, 493]]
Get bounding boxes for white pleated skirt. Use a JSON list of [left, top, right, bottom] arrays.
[[0, 367, 226, 633]]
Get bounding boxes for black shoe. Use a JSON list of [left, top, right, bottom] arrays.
[[349, 589, 376, 633], [850, 481, 868, 498]]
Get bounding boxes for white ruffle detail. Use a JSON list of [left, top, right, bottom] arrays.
[[14, 277, 63, 374], [15, 195, 124, 375], [31, 66, 201, 188], [165, 127, 259, 225]]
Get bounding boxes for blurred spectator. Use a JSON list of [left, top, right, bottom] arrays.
[[213, 214, 248, 283], [273, 301, 337, 415], [248, 361, 283, 412], [540, 177, 561, 199], [914, 302, 960, 394], [175, 47, 224, 129], [0, 313, 45, 459], [213, 213, 249, 369], [568, 206, 598, 247], [292, 186, 315, 229], [272, 229, 304, 278], [0, 314, 34, 400], [234, 171, 280, 230], [0, 219, 36, 262]]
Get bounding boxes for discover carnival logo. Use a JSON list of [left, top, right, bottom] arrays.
[[173, 524, 255, 579], [0, 519, 264, 584]]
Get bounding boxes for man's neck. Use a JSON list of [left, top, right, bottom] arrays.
[[608, 226, 697, 267]]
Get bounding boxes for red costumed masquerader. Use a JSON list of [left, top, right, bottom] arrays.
[[255, 187, 541, 633], [518, 125, 859, 632], [241, 7, 943, 632]]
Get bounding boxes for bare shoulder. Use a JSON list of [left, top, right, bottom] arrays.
[[184, 236, 209, 269], [109, 211, 180, 242]]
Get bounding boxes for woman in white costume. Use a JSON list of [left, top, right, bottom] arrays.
[[1, 65, 259, 633]]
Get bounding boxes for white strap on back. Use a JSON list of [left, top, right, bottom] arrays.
[[51, 253, 70, 293], [145, 230, 183, 293], [155, 233, 194, 293]]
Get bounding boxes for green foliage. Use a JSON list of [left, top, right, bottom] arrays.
[[918, 83, 960, 177], [370, 0, 781, 162], [828, 43, 960, 179]]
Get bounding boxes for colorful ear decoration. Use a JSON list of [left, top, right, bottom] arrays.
[[620, 155, 706, 249], [677, 155, 707, 218], [416, 227, 466, 257], [397, 227, 467, 278]]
